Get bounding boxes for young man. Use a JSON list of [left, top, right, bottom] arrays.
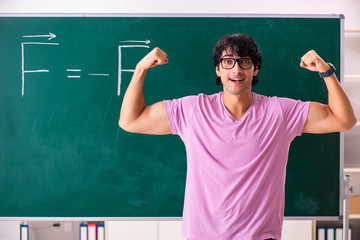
[[119, 34, 356, 240]]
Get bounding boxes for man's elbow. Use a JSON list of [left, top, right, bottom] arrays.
[[348, 116, 357, 131], [341, 116, 357, 132], [118, 118, 140, 133], [118, 118, 131, 132]]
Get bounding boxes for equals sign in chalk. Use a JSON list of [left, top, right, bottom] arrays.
[[67, 69, 81, 78]]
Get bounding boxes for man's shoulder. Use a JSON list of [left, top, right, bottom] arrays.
[[252, 93, 309, 118], [252, 92, 276, 107]]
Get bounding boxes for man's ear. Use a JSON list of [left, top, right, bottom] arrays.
[[216, 65, 220, 76], [253, 66, 259, 76]]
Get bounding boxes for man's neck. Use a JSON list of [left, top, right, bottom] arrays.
[[223, 91, 253, 121]]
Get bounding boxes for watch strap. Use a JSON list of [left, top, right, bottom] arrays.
[[319, 63, 336, 78]]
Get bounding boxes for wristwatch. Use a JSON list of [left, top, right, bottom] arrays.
[[319, 63, 336, 78]]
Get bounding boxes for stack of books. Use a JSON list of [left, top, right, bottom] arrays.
[[80, 223, 105, 240], [317, 227, 352, 240]]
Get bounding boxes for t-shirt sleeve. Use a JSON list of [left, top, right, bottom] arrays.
[[278, 97, 310, 138], [164, 96, 197, 136]]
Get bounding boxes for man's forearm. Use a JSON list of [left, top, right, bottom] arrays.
[[118, 65, 147, 130]]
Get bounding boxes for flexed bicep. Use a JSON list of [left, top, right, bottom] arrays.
[[133, 101, 172, 135], [119, 47, 171, 135]]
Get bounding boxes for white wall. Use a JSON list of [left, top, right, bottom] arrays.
[[0, 222, 18, 240], [0, 0, 359, 239], [0, 0, 359, 30]]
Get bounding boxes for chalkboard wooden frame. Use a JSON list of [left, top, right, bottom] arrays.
[[0, 13, 344, 220]]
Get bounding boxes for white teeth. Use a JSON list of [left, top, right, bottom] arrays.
[[230, 78, 244, 81]]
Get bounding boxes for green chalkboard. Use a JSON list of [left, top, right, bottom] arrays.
[[0, 15, 342, 219]]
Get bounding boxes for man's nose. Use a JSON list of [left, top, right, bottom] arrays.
[[232, 61, 243, 72]]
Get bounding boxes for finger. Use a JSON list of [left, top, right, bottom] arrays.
[[300, 58, 314, 69], [156, 47, 168, 58], [302, 55, 318, 68], [153, 58, 168, 67], [153, 47, 167, 59], [153, 48, 168, 66], [301, 56, 312, 67], [300, 60, 307, 68], [153, 55, 167, 66]]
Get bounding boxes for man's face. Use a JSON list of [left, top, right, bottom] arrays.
[[216, 49, 258, 96]]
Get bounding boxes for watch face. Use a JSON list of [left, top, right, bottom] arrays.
[[328, 63, 335, 71]]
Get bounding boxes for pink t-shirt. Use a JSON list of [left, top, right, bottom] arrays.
[[165, 92, 310, 240]]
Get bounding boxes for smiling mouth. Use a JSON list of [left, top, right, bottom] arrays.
[[229, 78, 244, 82]]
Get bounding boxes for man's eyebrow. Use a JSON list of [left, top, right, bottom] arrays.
[[222, 54, 235, 58]]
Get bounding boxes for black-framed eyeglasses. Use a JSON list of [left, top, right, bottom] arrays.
[[219, 57, 253, 70]]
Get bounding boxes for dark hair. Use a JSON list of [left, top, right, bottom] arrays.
[[213, 33, 262, 86]]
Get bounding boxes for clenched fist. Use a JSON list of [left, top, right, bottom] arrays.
[[300, 50, 331, 74], [137, 47, 169, 71]]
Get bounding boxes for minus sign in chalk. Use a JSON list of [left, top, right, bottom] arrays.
[[67, 76, 81, 78], [88, 74, 110, 76]]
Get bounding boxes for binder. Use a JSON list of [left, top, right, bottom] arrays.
[[97, 224, 105, 240], [336, 227, 353, 240], [80, 224, 87, 240], [20, 224, 29, 240], [349, 226, 353, 240], [336, 228, 342, 240], [88, 223, 97, 240], [317, 227, 326, 240], [327, 227, 335, 240]]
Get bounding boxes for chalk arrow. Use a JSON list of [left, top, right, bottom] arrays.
[[23, 32, 57, 40], [119, 40, 150, 44]]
